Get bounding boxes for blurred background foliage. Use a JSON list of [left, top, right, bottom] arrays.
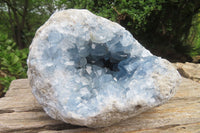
[[0, 0, 200, 96]]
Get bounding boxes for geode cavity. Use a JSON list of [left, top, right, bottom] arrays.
[[27, 9, 181, 127]]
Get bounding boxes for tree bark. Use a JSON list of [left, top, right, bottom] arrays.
[[3, 0, 29, 49]]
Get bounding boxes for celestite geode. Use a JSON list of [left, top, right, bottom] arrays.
[[27, 9, 181, 127]]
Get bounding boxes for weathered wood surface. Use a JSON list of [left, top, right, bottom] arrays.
[[0, 63, 200, 133]]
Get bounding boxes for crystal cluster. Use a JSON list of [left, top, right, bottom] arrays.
[[27, 9, 181, 127]]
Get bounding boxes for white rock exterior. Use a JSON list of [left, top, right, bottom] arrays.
[[27, 9, 181, 128]]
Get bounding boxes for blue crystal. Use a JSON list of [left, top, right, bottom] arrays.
[[27, 9, 181, 127]]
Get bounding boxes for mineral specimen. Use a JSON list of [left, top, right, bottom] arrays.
[[27, 9, 181, 127]]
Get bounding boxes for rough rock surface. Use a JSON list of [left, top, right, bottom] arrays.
[[27, 9, 181, 127], [174, 62, 200, 82]]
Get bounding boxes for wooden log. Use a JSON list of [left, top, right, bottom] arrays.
[[0, 75, 200, 132]]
